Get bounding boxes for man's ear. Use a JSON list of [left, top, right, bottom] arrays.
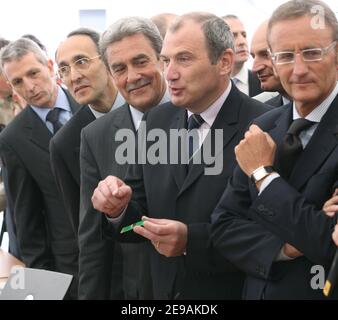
[[219, 48, 234, 76], [47, 59, 55, 77]]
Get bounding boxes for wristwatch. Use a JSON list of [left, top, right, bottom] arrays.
[[250, 166, 274, 184]]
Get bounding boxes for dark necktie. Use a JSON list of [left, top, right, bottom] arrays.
[[46, 107, 63, 134], [279, 118, 315, 178], [187, 114, 204, 161]]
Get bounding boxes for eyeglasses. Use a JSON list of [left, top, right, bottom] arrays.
[[58, 55, 101, 78], [270, 41, 337, 65]]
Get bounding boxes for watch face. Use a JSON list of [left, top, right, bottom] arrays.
[[251, 166, 274, 183], [254, 169, 267, 181]]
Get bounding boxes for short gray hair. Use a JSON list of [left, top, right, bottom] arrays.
[[0, 38, 49, 73], [100, 16, 163, 69], [267, 0, 338, 45], [169, 12, 235, 64]]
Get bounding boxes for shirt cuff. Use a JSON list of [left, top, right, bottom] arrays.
[[275, 247, 295, 261], [106, 207, 127, 225], [258, 173, 280, 195]]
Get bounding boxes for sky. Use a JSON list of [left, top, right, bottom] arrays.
[[0, 0, 337, 58]]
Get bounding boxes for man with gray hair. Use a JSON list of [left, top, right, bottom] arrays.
[[0, 38, 79, 298], [212, 0, 338, 299], [79, 17, 169, 299], [92, 12, 269, 299]]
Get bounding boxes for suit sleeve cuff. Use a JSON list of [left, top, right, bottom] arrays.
[[258, 173, 280, 195]]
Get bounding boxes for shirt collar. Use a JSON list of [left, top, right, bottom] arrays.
[[129, 105, 144, 131], [129, 86, 171, 131], [89, 92, 125, 119], [293, 81, 338, 122], [232, 65, 248, 85], [187, 81, 232, 128], [31, 86, 70, 122]]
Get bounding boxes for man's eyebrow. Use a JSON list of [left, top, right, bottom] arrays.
[[132, 54, 150, 61], [58, 54, 87, 66], [110, 62, 125, 69]]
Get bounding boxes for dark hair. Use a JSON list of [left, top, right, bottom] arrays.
[[169, 12, 235, 64], [67, 27, 101, 53]]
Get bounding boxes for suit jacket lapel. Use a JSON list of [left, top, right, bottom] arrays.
[[289, 95, 338, 189], [110, 104, 136, 178], [268, 105, 293, 173], [73, 105, 96, 156], [28, 106, 52, 152], [64, 88, 81, 115], [178, 85, 242, 196], [28, 88, 82, 153], [169, 108, 188, 190]]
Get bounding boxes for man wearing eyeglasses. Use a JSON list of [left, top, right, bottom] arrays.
[[211, 0, 338, 299], [50, 28, 125, 300], [0, 38, 80, 299]]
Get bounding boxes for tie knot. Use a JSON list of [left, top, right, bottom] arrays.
[[187, 114, 204, 131], [46, 107, 61, 124], [287, 118, 314, 136]]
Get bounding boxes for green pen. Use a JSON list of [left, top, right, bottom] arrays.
[[120, 220, 145, 234]]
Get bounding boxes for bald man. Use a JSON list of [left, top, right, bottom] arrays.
[[250, 21, 291, 106], [223, 15, 262, 97], [151, 13, 178, 38]]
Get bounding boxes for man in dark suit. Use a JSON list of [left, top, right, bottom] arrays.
[[92, 13, 270, 299], [223, 15, 263, 97], [250, 20, 291, 106], [50, 28, 125, 299], [79, 18, 169, 299], [0, 38, 79, 297], [211, 0, 338, 299]]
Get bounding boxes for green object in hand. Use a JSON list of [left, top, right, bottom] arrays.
[[120, 220, 144, 234]]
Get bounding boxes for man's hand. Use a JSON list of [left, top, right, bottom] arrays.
[[333, 224, 338, 246], [91, 175, 132, 218], [283, 243, 303, 259], [323, 188, 338, 217], [235, 124, 276, 177], [133, 217, 188, 257]]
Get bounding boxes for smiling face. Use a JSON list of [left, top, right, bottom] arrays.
[[56, 35, 114, 107], [269, 15, 337, 114], [251, 22, 283, 92], [161, 20, 232, 113], [106, 33, 166, 111], [3, 51, 57, 108]]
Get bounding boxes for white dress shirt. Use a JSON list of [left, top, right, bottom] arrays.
[[232, 65, 249, 96], [88, 92, 125, 119]]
